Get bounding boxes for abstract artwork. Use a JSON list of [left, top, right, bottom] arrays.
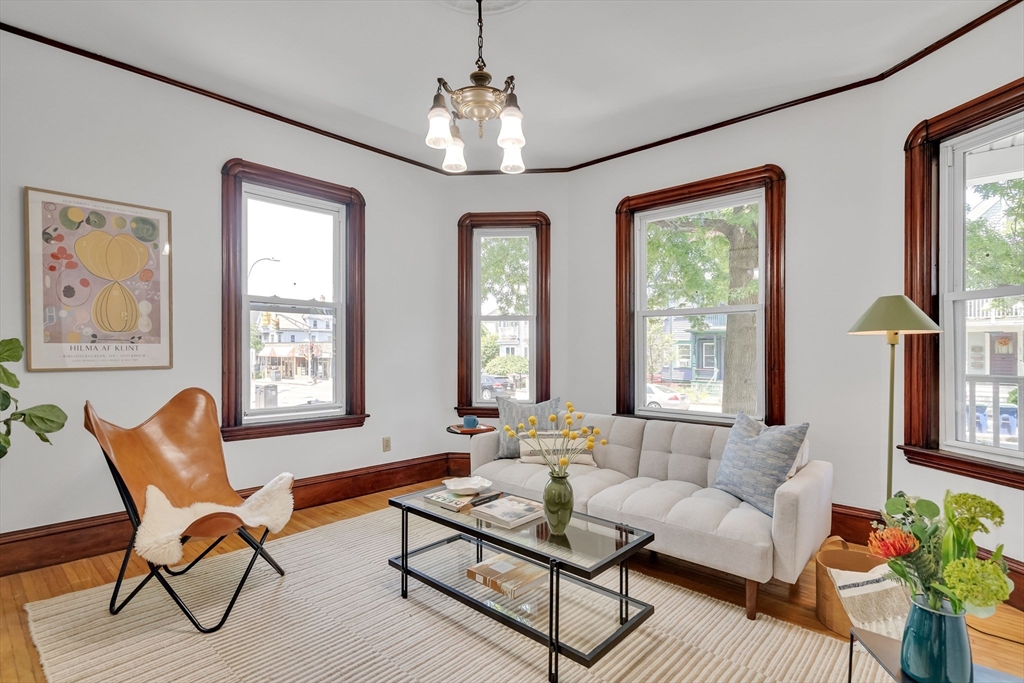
[[25, 188, 172, 370]]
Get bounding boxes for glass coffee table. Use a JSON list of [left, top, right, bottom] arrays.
[[389, 485, 655, 683]]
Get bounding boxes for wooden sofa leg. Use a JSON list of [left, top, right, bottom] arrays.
[[745, 579, 758, 620]]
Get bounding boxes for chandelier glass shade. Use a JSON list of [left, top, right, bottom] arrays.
[[425, 0, 526, 173]]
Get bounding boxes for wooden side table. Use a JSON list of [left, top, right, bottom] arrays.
[[446, 424, 496, 437]]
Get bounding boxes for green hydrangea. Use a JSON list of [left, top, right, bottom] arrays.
[[947, 493, 1004, 535], [943, 557, 1010, 608]]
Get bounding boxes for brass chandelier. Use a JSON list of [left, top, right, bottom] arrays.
[[424, 0, 526, 173]]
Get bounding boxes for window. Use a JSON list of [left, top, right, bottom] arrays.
[[904, 81, 1023, 488], [457, 212, 550, 417], [221, 159, 365, 440], [937, 114, 1023, 465], [616, 166, 786, 424], [312, 320, 318, 329]]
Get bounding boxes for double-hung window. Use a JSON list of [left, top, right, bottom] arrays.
[[457, 212, 550, 417], [221, 159, 365, 440], [634, 189, 766, 421], [938, 113, 1024, 464]]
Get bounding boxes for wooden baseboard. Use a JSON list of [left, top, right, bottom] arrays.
[[0, 452, 469, 577], [831, 502, 1023, 612]]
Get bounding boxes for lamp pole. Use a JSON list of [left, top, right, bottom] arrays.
[[886, 331, 897, 501], [247, 257, 280, 280]]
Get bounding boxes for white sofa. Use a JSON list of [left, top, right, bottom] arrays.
[[470, 412, 833, 619]]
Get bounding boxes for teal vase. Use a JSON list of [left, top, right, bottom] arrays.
[[543, 474, 573, 535], [901, 595, 972, 683]]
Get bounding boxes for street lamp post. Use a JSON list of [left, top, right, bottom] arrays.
[[247, 257, 280, 280]]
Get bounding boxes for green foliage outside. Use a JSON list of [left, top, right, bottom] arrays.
[[1009, 387, 1018, 406], [645, 318, 675, 382], [480, 326, 499, 369], [250, 322, 264, 354], [479, 236, 530, 315], [0, 339, 68, 458], [966, 179, 1023, 294], [486, 355, 529, 377]]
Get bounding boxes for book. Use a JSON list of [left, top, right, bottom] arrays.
[[468, 553, 547, 599], [470, 495, 544, 529], [424, 489, 501, 512]]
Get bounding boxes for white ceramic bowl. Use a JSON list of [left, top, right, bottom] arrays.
[[443, 476, 492, 495]]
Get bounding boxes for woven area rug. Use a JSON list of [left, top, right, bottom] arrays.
[[26, 508, 887, 683]]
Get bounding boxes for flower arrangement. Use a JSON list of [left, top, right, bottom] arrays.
[[869, 490, 1013, 616], [502, 401, 608, 477]]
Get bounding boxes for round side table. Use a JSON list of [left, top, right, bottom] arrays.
[[446, 424, 497, 437]]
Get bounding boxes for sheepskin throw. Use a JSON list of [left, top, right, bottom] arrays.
[[134, 473, 294, 566]]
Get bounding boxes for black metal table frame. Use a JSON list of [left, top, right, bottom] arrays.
[[389, 499, 655, 683]]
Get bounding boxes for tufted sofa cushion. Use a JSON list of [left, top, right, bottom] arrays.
[[587, 477, 774, 583], [474, 459, 630, 512], [637, 421, 732, 486]]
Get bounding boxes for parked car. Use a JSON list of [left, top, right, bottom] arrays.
[[480, 373, 516, 401], [646, 383, 690, 410]]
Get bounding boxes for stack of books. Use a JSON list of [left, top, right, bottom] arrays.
[[423, 489, 501, 512], [467, 553, 547, 600], [469, 495, 544, 529]]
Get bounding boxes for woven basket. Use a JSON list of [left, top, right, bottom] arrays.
[[815, 536, 887, 637]]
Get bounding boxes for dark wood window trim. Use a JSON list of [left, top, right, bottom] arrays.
[[615, 165, 786, 425], [903, 78, 1024, 489], [221, 158, 367, 441], [457, 211, 551, 418]]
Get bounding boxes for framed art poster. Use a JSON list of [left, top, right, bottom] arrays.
[[24, 188, 172, 370]]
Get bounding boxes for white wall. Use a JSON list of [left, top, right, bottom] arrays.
[[2, 6, 1022, 560], [0, 34, 462, 532]]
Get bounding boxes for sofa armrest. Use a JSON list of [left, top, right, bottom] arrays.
[[470, 431, 500, 473], [771, 459, 833, 584]]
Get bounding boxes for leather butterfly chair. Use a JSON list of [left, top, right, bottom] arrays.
[[84, 387, 286, 633]]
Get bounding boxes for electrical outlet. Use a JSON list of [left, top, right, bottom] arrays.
[[382, 436, 391, 452]]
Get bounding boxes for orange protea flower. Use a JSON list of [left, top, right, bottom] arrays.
[[868, 527, 919, 559]]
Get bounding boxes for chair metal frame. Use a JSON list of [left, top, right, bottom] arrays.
[[102, 455, 285, 633]]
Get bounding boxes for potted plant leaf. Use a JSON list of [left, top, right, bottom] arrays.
[[869, 491, 1013, 683], [0, 338, 68, 457]]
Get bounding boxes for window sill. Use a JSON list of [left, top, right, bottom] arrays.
[[898, 445, 1024, 490], [455, 406, 499, 419], [614, 412, 739, 427], [221, 414, 369, 441]]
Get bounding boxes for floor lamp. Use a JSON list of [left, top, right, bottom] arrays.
[[849, 294, 941, 500]]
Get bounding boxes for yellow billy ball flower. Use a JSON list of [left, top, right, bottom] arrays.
[[561, 429, 570, 437], [576, 412, 583, 420], [566, 415, 573, 425], [600, 439, 608, 446], [566, 401, 574, 411], [580, 427, 589, 435], [528, 429, 537, 438], [528, 416, 537, 426], [559, 457, 569, 467], [549, 414, 557, 422], [569, 431, 578, 440], [518, 422, 525, 430], [593, 428, 601, 435], [507, 431, 516, 438]]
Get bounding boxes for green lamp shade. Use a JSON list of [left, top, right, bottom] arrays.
[[848, 295, 941, 335]]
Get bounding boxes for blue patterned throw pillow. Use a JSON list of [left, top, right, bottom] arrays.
[[713, 412, 809, 516], [495, 396, 561, 459]]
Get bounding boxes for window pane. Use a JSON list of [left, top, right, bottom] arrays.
[[643, 314, 757, 415], [248, 307, 338, 413], [645, 202, 759, 309], [246, 197, 337, 302], [479, 235, 531, 315], [963, 130, 1023, 292], [479, 320, 531, 402], [953, 297, 1023, 452]]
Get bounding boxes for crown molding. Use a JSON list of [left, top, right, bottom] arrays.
[[1, 0, 1020, 176]]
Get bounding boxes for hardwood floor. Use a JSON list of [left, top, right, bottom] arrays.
[[1, 480, 1022, 682]]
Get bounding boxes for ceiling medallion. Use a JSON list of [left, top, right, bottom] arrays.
[[424, 0, 526, 174]]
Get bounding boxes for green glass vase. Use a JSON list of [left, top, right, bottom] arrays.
[[901, 595, 973, 683], [543, 474, 573, 535]]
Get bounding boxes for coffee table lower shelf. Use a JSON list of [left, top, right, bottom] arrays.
[[388, 533, 654, 681]]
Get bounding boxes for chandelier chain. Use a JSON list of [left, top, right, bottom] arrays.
[[476, 0, 486, 71]]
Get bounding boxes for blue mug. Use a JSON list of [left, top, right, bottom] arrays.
[[463, 415, 479, 429]]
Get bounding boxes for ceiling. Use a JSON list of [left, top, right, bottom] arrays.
[[0, 1, 1006, 171]]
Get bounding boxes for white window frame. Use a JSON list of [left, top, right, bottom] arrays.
[[938, 114, 1024, 464], [473, 227, 536, 405], [634, 188, 766, 423], [240, 183, 346, 424], [678, 342, 692, 368]]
